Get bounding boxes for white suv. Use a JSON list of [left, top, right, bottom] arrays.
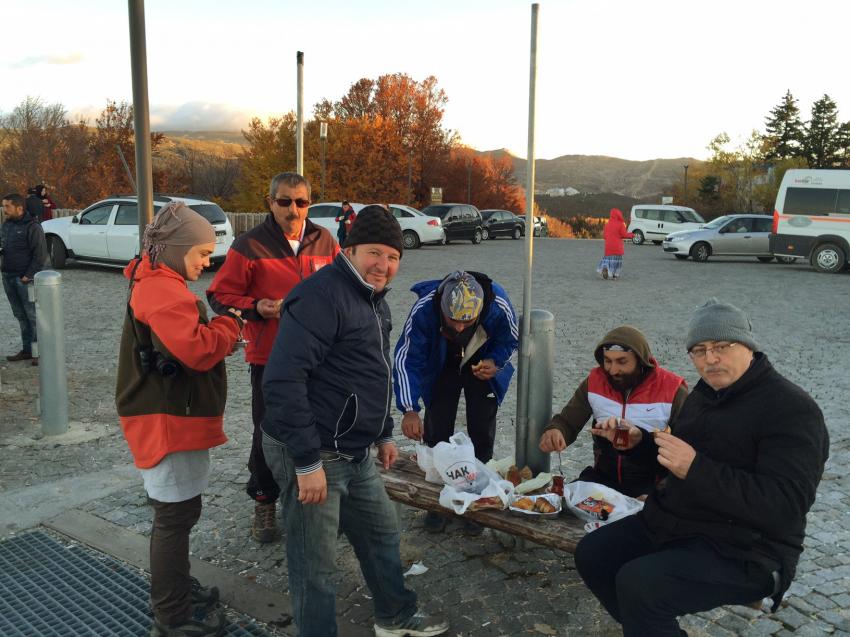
[[627, 205, 705, 245], [307, 202, 445, 249], [41, 195, 234, 269]]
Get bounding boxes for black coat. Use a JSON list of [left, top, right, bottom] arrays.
[[640, 353, 829, 610], [0, 212, 48, 278], [262, 253, 394, 473]]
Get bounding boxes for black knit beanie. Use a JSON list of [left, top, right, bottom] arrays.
[[342, 205, 404, 257]]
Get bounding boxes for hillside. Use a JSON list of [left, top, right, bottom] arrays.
[[481, 149, 703, 199]]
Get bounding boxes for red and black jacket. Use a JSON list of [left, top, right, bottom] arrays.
[[206, 216, 339, 365]]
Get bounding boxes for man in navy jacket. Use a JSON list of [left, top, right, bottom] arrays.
[[394, 270, 518, 534], [261, 206, 448, 637]]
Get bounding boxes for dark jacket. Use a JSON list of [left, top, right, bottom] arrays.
[[207, 216, 338, 365], [25, 194, 44, 222], [0, 212, 48, 278], [393, 272, 519, 413], [640, 353, 829, 610], [262, 252, 395, 474], [545, 326, 688, 497]]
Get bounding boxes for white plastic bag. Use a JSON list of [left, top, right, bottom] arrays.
[[414, 443, 442, 484], [438, 478, 514, 515], [432, 432, 501, 492], [563, 481, 644, 529]]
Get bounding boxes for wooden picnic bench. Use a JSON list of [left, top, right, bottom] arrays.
[[379, 456, 586, 553]]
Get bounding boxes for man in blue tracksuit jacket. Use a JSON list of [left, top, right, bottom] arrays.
[[393, 270, 519, 533]]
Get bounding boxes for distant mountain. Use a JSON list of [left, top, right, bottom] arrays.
[[480, 149, 703, 200]]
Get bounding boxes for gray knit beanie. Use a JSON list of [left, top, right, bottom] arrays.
[[686, 298, 759, 352]]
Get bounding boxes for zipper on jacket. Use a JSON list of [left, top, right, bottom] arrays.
[[617, 390, 631, 485], [371, 294, 392, 441], [186, 386, 193, 415]]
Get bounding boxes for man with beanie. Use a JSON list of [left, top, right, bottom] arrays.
[[574, 299, 829, 637], [394, 270, 519, 535], [261, 206, 449, 637], [539, 326, 688, 498], [207, 172, 338, 543], [116, 201, 244, 636]]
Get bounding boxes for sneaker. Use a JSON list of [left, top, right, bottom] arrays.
[[6, 350, 32, 362], [601, 267, 609, 280], [149, 609, 225, 636], [374, 610, 449, 637], [462, 518, 484, 537], [251, 501, 279, 543], [189, 577, 219, 617], [423, 511, 448, 534], [31, 357, 38, 367]]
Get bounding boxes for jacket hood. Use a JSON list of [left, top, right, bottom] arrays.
[[609, 208, 624, 223], [123, 255, 187, 285], [594, 325, 655, 369]]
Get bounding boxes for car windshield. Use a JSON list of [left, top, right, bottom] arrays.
[[481, 211, 496, 219], [421, 205, 452, 217], [703, 216, 730, 229]]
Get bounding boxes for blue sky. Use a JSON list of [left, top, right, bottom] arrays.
[[3, 0, 849, 161]]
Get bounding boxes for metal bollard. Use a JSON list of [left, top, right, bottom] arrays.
[[34, 271, 69, 435], [515, 309, 554, 475]]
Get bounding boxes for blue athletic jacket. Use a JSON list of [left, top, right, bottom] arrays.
[[393, 272, 519, 414], [262, 253, 395, 474]]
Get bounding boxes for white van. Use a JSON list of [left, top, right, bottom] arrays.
[[627, 205, 705, 245], [770, 169, 850, 273]]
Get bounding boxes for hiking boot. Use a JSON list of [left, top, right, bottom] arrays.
[[189, 577, 219, 617], [423, 511, 448, 534], [462, 519, 484, 537], [251, 501, 278, 543], [601, 267, 609, 280], [374, 610, 449, 637], [6, 350, 32, 362], [149, 609, 225, 636]]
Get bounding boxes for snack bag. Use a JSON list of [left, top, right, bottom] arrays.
[[432, 432, 500, 492], [438, 478, 514, 515], [563, 481, 643, 529], [414, 443, 442, 484]]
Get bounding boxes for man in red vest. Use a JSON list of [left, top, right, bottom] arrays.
[[539, 325, 687, 498]]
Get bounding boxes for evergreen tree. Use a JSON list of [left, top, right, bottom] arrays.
[[763, 90, 804, 160], [803, 94, 842, 168]]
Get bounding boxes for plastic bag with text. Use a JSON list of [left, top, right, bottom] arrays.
[[562, 481, 644, 530], [438, 478, 515, 515], [414, 443, 442, 484], [432, 432, 501, 492]]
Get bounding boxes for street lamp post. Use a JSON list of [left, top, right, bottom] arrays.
[[467, 160, 472, 204], [319, 121, 328, 201], [683, 164, 689, 202], [407, 151, 413, 205]]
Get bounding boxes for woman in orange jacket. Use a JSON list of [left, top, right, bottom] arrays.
[[116, 202, 242, 637], [597, 208, 634, 280]]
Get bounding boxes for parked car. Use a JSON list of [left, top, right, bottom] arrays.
[[307, 202, 445, 249], [662, 213, 787, 262], [480, 209, 524, 240], [533, 215, 548, 237], [40, 194, 233, 269], [628, 205, 705, 245], [419, 203, 484, 244]]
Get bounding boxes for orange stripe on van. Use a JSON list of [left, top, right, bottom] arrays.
[[778, 214, 850, 223]]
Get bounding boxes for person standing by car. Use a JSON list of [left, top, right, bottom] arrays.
[[206, 172, 338, 544], [335, 200, 357, 244], [261, 206, 449, 637], [394, 270, 519, 535], [1, 193, 47, 365], [25, 187, 45, 223], [116, 201, 244, 637], [597, 208, 633, 280], [35, 185, 57, 222]]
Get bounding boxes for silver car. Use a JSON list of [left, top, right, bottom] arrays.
[[662, 214, 792, 263]]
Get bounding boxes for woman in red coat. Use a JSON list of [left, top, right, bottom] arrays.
[[597, 208, 633, 280]]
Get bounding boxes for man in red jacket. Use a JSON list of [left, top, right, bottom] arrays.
[[207, 172, 338, 542]]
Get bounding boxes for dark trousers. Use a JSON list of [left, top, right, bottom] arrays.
[[2, 273, 37, 355], [149, 495, 202, 627], [248, 364, 280, 502], [574, 514, 775, 637], [423, 364, 498, 463]]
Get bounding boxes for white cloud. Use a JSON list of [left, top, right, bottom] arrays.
[[10, 53, 84, 69]]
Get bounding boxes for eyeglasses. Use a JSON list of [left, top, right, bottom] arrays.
[[688, 342, 739, 360], [273, 197, 310, 209]]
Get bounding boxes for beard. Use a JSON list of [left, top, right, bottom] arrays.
[[607, 368, 644, 392]]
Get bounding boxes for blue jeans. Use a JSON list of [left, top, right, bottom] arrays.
[[263, 437, 417, 637], [2, 273, 37, 355]]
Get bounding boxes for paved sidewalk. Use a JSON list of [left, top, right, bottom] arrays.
[[1, 238, 848, 636]]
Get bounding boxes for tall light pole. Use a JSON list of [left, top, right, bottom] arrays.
[[296, 51, 304, 175], [466, 159, 472, 204], [407, 151, 413, 205], [683, 163, 689, 202], [127, 0, 153, 252], [319, 121, 328, 201]]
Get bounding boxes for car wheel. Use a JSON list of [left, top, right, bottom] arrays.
[[674, 254, 688, 260], [48, 236, 67, 269], [402, 230, 421, 250], [481, 227, 490, 241], [512, 226, 521, 239], [691, 242, 711, 262], [632, 230, 645, 245], [756, 256, 774, 263], [472, 228, 482, 245], [811, 243, 845, 273], [776, 256, 798, 264]]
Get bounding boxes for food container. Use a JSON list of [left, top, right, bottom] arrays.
[[508, 493, 562, 518]]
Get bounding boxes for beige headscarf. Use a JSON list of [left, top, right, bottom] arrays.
[[142, 202, 215, 279]]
